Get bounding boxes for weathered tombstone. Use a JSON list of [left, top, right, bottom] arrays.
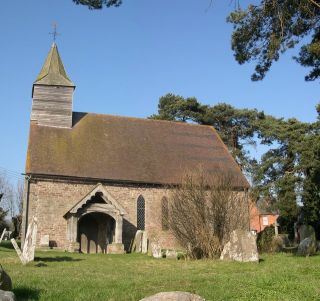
[[0, 266, 12, 291], [39, 235, 49, 248], [135, 230, 143, 253], [141, 231, 148, 254], [151, 242, 162, 258], [140, 291, 205, 301], [220, 229, 259, 262], [0, 290, 16, 301], [165, 249, 178, 259], [299, 225, 315, 242], [11, 239, 26, 265], [11, 216, 38, 265], [297, 237, 317, 256], [0, 229, 6, 244], [22, 217, 38, 263]]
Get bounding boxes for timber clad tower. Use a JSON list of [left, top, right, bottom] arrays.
[[22, 44, 249, 254], [31, 43, 75, 128]]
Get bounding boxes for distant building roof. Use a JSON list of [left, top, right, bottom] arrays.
[[33, 43, 74, 88], [26, 112, 250, 187]]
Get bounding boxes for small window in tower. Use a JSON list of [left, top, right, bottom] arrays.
[[137, 195, 145, 230], [161, 197, 169, 230]]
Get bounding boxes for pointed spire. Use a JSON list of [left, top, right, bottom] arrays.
[[34, 43, 74, 87]]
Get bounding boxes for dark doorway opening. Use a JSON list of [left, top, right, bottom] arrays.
[[78, 212, 115, 254]]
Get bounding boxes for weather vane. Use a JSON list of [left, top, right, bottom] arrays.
[[49, 22, 60, 43]]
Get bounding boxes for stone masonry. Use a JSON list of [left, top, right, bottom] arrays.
[[23, 178, 177, 252]]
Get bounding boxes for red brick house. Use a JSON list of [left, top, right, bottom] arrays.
[[250, 202, 278, 233]]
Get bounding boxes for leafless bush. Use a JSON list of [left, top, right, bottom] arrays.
[[167, 169, 249, 259]]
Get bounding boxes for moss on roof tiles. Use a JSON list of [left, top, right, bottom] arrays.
[[34, 43, 74, 87], [26, 112, 250, 188]]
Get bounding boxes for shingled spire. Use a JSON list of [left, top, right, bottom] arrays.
[[31, 43, 75, 128]]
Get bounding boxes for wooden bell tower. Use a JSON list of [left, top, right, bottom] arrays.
[[31, 43, 75, 128]]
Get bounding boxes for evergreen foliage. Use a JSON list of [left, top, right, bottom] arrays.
[[151, 94, 320, 236], [228, 0, 320, 81]]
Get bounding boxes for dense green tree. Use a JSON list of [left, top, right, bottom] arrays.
[[228, 0, 320, 81], [72, 0, 121, 9], [152, 94, 320, 236]]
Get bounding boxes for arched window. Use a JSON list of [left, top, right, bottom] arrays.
[[161, 197, 169, 230], [137, 195, 145, 230]]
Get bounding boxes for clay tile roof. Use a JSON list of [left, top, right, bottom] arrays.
[[26, 112, 249, 187], [33, 43, 74, 88]]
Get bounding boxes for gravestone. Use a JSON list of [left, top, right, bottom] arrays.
[[39, 235, 49, 248], [0, 266, 12, 291], [135, 230, 143, 253], [141, 231, 148, 254], [11, 239, 26, 265], [151, 242, 162, 258], [22, 217, 38, 262], [299, 225, 315, 242], [140, 291, 205, 301], [11, 216, 38, 265], [220, 229, 259, 262], [0, 290, 16, 301], [165, 249, 177, 259], [0, 229, 6, 244], [297, 237, 317, 256]]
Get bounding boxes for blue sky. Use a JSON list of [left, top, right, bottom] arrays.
[[0, 0, 319, 182]]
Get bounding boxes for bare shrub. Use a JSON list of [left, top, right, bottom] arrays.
[[167, 169, 250, 259]]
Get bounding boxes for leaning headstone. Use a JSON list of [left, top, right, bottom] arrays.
[[140, 291, 205, 301], [22, 217, 38, 263], [297, 237, 317, 256], [39, 235, 50, 248], [151, 242, 162, 258], [0, 266, 12, 291], [141, 231, 148, 254], [299, 225, 315, 242], [0, 290, 16, 301], [135, 230, 143, 253], [11, 216, 38, 265], [165, 249, 178, 259], [10, 239, 26, 265], [0, 229, 6, 244], [220, 229, 259, 262]]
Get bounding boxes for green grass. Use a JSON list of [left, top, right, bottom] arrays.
[[1, 241, 320, 301]]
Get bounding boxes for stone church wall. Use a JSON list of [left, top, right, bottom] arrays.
[[25, 179, 178, 251]]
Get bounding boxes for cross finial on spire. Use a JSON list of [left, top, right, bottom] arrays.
[[49, 22, 60, 43]]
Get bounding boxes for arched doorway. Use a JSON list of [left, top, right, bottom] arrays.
[[78, 212, 115, 254], [65, 184, 127, 254]]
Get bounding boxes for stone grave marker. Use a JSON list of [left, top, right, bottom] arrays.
[[39, 235, 49, 248], [299, 225, 315, 242], [140, 291, 205, 301], [135, 230, 143, 253], [165, 249, 178, 259], [0, 229, 6, 244], [220, 229, 259, 262], [141, 231, 148, 254], [151, 242, 162, 258], [11, 216, 38, 265]]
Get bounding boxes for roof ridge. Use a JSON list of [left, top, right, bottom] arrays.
[[73, 111, 214, 129]]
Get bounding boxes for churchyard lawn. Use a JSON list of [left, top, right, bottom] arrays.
[[0, 241, 319, 301]]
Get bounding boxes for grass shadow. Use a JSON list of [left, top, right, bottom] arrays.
[[13, 287, 41, 301], [34, 256, 83, 262]]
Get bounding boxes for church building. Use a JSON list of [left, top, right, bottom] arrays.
[[22, 44, 249, 254]]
